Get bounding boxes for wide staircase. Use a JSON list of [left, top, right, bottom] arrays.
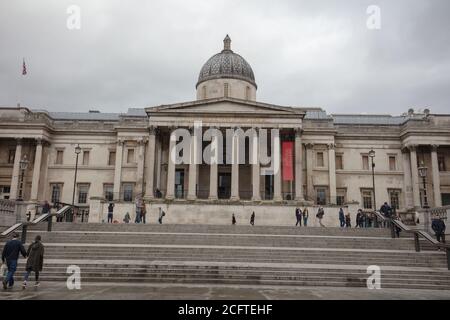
[[2, 223, 450, 290]]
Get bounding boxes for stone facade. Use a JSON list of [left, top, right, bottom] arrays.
[[1, 36, 450, 225]]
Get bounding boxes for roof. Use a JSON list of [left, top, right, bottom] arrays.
[[30, 108, 147, 121], [332, 114, 407, 125]]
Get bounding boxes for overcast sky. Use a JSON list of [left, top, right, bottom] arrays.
[[1, 0, 449, 115]]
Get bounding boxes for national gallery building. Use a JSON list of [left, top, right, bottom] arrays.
[[1, 36, 450, 225]]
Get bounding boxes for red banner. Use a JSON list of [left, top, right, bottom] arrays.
[[282, 141, 294, 181]]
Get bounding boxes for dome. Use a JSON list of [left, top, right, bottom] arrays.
[[196, 35, 257, 89]]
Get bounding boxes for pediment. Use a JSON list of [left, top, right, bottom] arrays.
[[146, 98, 304, 117]]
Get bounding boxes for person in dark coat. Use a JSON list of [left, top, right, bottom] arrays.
[[232, 214, 236, 225], [140, 204, 147, 224], [2, 232, 27, 290], [316, 207, 325, 227], [107, 202, 114, 223], [345, 213, 351, 228], [339, 208, 345, 228], [250, 212, 255, 226], [355, 210, 362, 228], [432, 216, 446, 243], [295, 208, 302, 226], [22, 235, 44, 289]]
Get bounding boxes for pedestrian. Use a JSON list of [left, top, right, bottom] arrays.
[[250, 212, 255, 226], [135, 197, 142, 223], [316, 207, 325, 227], [26, 211, 31, 222], [380, 202, 392, 228], [339, 208, 345, 228], [345, 213, 351, 228], [432, 215, 446, 244], [42, 200, 51, 215], [123, 212, 131, 224], [158, 207, 165, 224], [295, 208, 302, 226], [393, 214, 402, 238], [2, 232, 27, 290], [22, 235, 44, 289], [107, 202, 114, 223], [140, 204, 147, 224], [355, 210, 362, 228], [302, 207, 309, 227], [232, 214, 236, 225]]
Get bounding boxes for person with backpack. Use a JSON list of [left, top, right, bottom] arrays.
[[22, 235, 45, 289], [316, 207, 325, 227], [158, 207, 165, 224], [2, 232, 27, 290]]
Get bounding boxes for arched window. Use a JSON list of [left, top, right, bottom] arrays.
[[224, 83, 229, 97], [246, 86, 250, 100]]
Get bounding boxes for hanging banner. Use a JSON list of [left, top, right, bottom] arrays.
[[282, 141, 294, 181]]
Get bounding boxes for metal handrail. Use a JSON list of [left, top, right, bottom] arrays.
[[0, 205, 72, 241]]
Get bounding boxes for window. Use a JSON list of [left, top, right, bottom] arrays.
[[123, 183, 134, 202], [0, 186, 11, 199], [245, 86, 250, 100], [8, 149, 15, 164], [104, 184, 114, 202], [108, 151, 116, 166], [224, 83, 229, 97], [316, 187, 327, 205], [202, 86, 207, 99], [316, 152, 324, 167], [336, 188, 346, 206], [335, 154, 343, 170], [77, 184, 89, 204], [127, 149, 135, 164], [362, 155, 369, 170], [82, 151, 90, 165], [438, 156, 446, 172], [362, 189, 373, 209], [389, 156, 397, 171], [389, 189, 401, 210], [55, 150, 64, 165], [50, 184, 62, 203]]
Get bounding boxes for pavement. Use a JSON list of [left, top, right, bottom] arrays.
[[1, 282, 450, 300]]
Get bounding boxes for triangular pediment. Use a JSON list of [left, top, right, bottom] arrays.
[[146, 98, 305, 117]]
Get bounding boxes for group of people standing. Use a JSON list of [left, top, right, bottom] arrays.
[[107, 198, 167, 225], [295, 207, 309, 227], [2, 233, 44, 290]]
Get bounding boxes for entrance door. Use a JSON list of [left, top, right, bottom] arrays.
[[218, 172, 231, 199], [175, 169, 185, 198]]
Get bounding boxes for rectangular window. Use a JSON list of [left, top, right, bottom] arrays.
[[316, 188, 327, 205], [108, 151, 116, 166], [8, 149, 15, 164], [362, 155, 369, 170], [362, 189, 373, 209], [82, 151, 90, 165], [127, 149, 135, 164], [123, 183, 134, 202], [50, 184, 62, 204], [55, 150, 64, 165], [389, 156, 396, 171], [77, 184, 89, 204], [438, 156, 446, 172], [389, 189, 401, 210], [104, 184, 114, 202], [336, 188, 346, 206], [316, 152, 324, 167], [335, 154, 343, 170]]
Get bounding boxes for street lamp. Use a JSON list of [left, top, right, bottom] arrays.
[[418, 161, 429, 209], [17, 155, 29, 201], [70, 144, 82, 222], [368, 149, 377, 212]]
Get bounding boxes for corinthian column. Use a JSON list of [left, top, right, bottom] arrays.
[[294, 129, 304, 201], [409, 145, 421, 208], [230, 132, 240, 201], [144, 126, 157, 200], [251, 128, 261, 201], [431, 145, 442, 207], [305, 143, 314, 201], [113, 139, 124, 201], [328, 143, 337, 205], [30, 139, 44, 201], [136, 138, 147, 196], [166, 128, 177, 200], [187, 127, 198, 200], [273, 132, 282, 202], [10, 139, 23, 200]]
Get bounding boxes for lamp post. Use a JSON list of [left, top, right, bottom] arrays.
[[17, 155, 29, 201], [71, 144, 82, 222], [369, 149, 377, 212], [418, 161, 429, 209]]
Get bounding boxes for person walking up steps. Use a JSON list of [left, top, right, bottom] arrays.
[[338, 208, 345, 228], [232, 214, 236, 225], [250, 212, 255, 226], [2, 232, 27, 290], [295, 208, 302, 226], [158, 207, 165, 224], [22, 235, 44, 289], [316, 207, 325, 227]]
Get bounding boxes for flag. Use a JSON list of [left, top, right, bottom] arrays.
[[22, 58, 27, 75], [282, 141, 294, 181]]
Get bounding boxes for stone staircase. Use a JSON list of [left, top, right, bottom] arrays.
[[3, 223, 450, 290]]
